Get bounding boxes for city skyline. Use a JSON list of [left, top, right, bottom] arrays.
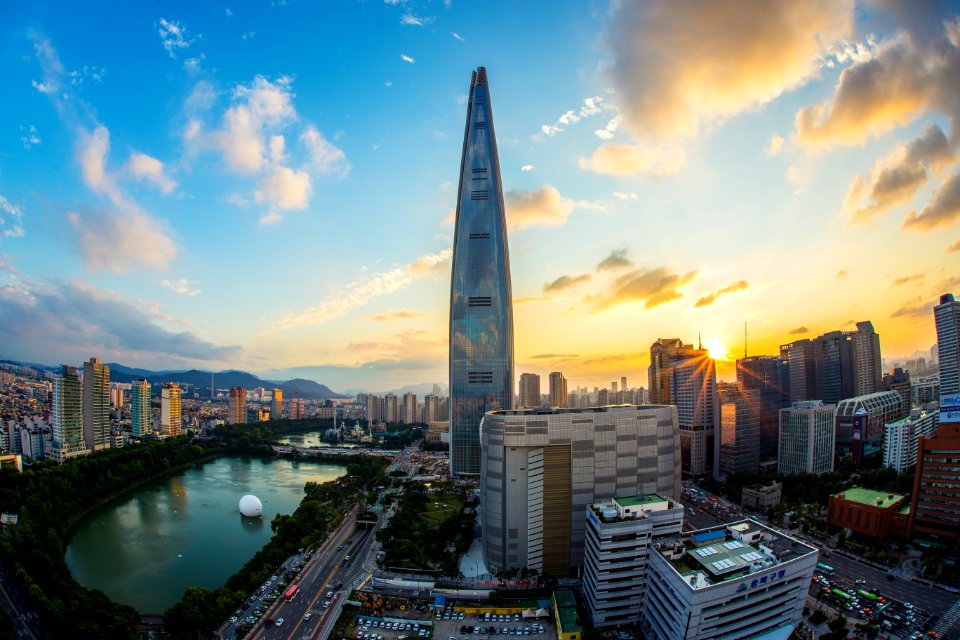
[[1, 2, 959, 392]]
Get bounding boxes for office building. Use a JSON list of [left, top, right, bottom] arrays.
[[849, 321, 882, 396], [741, 482, 782, 514], [53, 365, 87, 461], [778, 401, 835, 475], [781, 322, 882, 405], [780, 339, 816, 404], [271, 388, 283, 420], [549, 372, 568, 408], [131, 378, 151, 437], [909, 422, 960, 548], [228, 387, 246, 425], [883, 406, 939, 472], [882, 367, 912, 410], [643, 521, 818, 640], [736, 356, 788, 462], [518, 373, 541, 409], [827, 488, 909, 543], [834, 390, 903, 461], [479, 405, 681, 574], [402, 392, 418, 424], [936, 293, 960, 398], [449, 67, 515, 476], [83, 357, 110, 451], [621, 377, 628, 394], [718, 387, 760, 478], [649, 339, 719, 479], [161, 383, 182, 437], [583, 495, 684, 627]]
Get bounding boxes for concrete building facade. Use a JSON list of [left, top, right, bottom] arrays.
[[83, 357, 110, 451], [161, 383, 182, 437], [479, 405, 681, 574], [778, 401, 835, 475]]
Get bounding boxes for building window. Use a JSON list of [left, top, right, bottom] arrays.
[[471, 190, 489, 200], [468, 296, 492, 307], [468, 371, 494, 384], [469, 232, 490, 239]]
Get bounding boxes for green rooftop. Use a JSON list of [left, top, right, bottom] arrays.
[[552, 590, 582, 634], [834, 487, 905, 509], [615, 493, 667, 507]]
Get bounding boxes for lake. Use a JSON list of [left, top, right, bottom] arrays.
[[64, 455, 345, 613]]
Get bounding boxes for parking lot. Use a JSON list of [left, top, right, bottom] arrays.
[[432, 606, 556, 640]]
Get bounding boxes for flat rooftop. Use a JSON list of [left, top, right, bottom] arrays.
[[617, 493, 667, 507], [488, 404, 670, 417], [833, 487, 905, 509], [658, 520, 817, 590]]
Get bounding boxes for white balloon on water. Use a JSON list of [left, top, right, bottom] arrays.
[[239, 494, 263, 518]]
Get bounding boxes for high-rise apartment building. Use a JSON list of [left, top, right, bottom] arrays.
[[110, 384, 124, 409], [271, 388, 283, 420], [621, 377, 628, 393], [228, 387, 246, 425], [131, 378, 151, 437], [548, 371, 567, 408], [289, 397, 305, 420], [161, 383, 182, 437], [736, 355, 788, 462], [448, 67, 514, 476], [479, 405, 681, 574], [518, 373, 541, 409], [936, 293, 960, 399], [882, 367, 912, 410], [423, 394, 442, 423], [778, 401, 835, 475], [366, 394, 382, 427], [648, 339, 719, 479], [53, 365, 86, 461], [718, 387, 760, 477], [883, 407, 939, 473], [402, 392, 418, 424], [384, 393, 399, 423], [83, 357, 110, 451]]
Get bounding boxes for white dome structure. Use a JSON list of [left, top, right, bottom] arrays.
[[239, 494, 263, 518]]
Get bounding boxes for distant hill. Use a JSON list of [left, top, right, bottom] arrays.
[[5, 359, 350, 400]]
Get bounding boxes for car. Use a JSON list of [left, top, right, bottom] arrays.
[[345, 555, 351, 561], [855, 579, 866, 585], [276, 618, 285, 627], [230, 616, 238, 623]]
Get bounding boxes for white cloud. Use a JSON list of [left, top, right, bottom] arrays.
[[594, 114, 622, 140], [213, 75, 297, 174], [400, 54, 415, 64], [160, 278, 201, 297], [128, 152, 177, 193], [451, 32, 464, 41], [401, 14, 427, 26], [255, 166, 312, 224], [265, 249, 452, 332], [77, 126, 111, 194], [521, 164, 535, 172], [609, 1, 853, 140], [20, 125, 41, 149], [300, 125, 350, 176], [0, 195, 25, 239], [579, 142, 685, 177], [68, 208, 176, 273], [158, 18, 196, 58], [225, 8, 234, 17], [269, 135, 286, 163], [539, 96, 610, 138], [785, 165, 802, 184], [613, 192, 638, 201], [767, 135, 785, 156], [505, 185, 576, 230]]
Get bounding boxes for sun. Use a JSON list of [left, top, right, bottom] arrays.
[[703, 338, 732, 362]]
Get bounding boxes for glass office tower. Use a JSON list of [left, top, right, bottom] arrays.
[[449, 67, 514, 476]]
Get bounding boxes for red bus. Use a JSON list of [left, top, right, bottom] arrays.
[[284, 584, 299, 601]]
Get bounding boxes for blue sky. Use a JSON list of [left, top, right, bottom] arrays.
[[1, 1, 959, 392]]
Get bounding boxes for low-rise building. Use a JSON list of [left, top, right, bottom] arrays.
[[741, 482, 782, 514], [426, 420, 449, 444], [643, 521, 817, 640], [582, 494, 684, 627], [551, 590, 582, 640], [827, 487, 909, 542]]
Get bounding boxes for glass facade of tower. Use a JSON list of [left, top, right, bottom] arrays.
[[449, 67, 514, 476]]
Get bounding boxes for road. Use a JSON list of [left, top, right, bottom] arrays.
[[0, 556, 47, 640]]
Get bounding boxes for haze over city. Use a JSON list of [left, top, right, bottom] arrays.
[[1, 1, 958, 391]]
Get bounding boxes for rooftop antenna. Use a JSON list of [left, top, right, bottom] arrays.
[[744, 322, 748, 359], [698, 332, 703, 350]]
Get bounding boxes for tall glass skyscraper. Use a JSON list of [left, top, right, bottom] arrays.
[[449, 67, 514, 476]]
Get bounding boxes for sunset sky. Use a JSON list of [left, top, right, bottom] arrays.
[[1, 1, 958, 392]]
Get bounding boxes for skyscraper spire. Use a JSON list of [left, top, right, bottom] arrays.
[[449, 67, 515, 476]]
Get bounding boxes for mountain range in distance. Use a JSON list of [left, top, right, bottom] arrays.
[[1, 359, 447, 399]]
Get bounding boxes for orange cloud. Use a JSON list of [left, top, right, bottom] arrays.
[[587, 267, 697, 312], [903, 171, 960, 231]]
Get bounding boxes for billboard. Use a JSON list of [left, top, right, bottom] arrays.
[[942, 393, 960, 424]]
